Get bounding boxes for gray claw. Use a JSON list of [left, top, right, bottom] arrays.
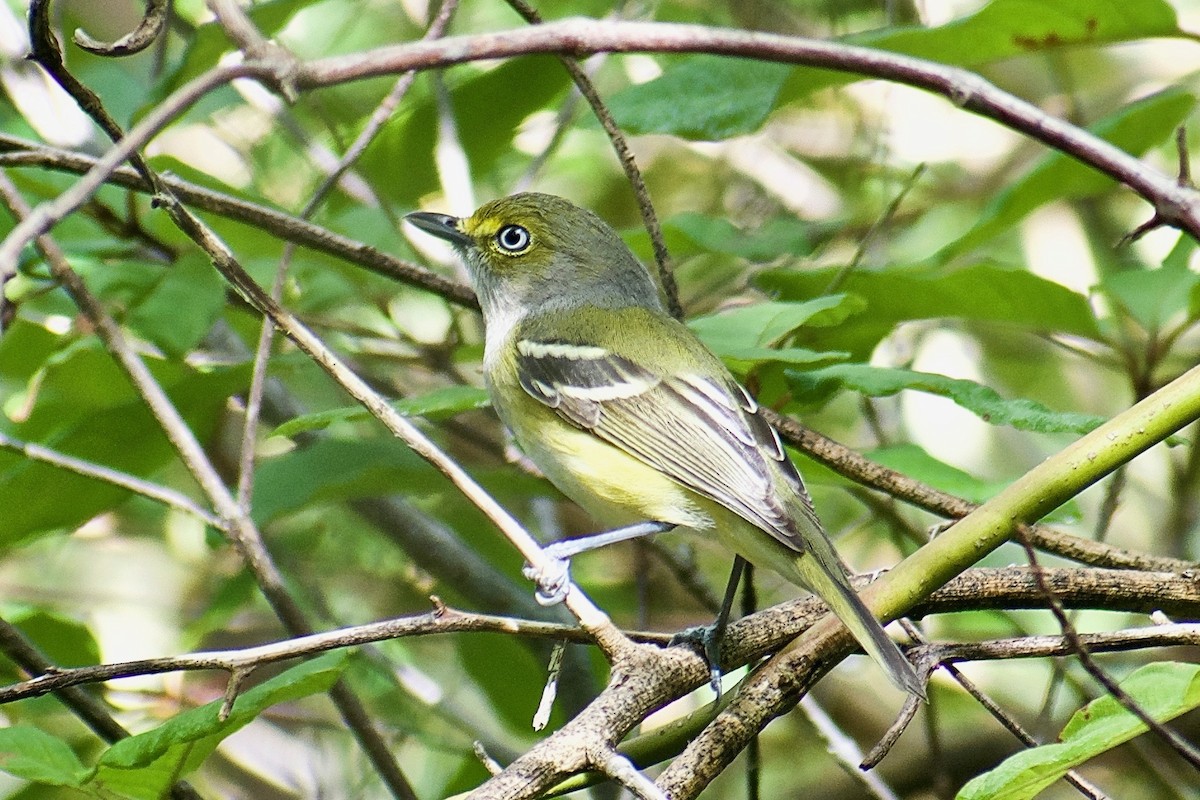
[[524, 557, 571, 606]]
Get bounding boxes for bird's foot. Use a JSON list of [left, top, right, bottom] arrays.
[[522, 555, 571, 606], [670, 624, 724, 698]]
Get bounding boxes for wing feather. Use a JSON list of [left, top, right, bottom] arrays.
[[515, 337, 815, 551]]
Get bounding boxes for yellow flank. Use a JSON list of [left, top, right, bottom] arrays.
[[502, 382, 714, 531]]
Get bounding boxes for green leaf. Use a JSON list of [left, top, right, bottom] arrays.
[[88, 654, 345, 800], [607, 56, 791, 140], [866, 444, 1002, 504], [758, 262, 1102, 359], [666, 213, 814, 262], [0, 607, 101, 683], [0, 343, 249, 542], [691, 295, 857, 346], [783, 0, 1185, 99], [688, 297, 857, 367], [941, 88, 1195, 259], [251, 437, 443, 524], [867, 0, 1180, 62], [958, 662, 1200, 800], [0, 726, 89, 787], [271, 385, 492, 438], [789, 363, 1105, 435], [126, 254, 226, 358], [1101, 234, 1200, 332]]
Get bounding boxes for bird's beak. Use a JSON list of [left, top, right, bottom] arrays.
[[405, 211, 473, 247]]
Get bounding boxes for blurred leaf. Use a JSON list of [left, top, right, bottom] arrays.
[[88, 654, 345, 799], [0, 726, 89, 787], [690, 295, 857, 346], [1101, 234, 1200, 332], [940, 88, 1194, 259], [362, 58, 569, 205], [608, 56, 790, 140], [866, 0, 1181, 62], [126, 254, 226, 358], [666, 213, 814, 261], [789, 363, 1105, 434], [272, 385, 491, 438], [252, 437, 444, 524], [958, 662, 1200, 800], [866, 444, 1002, 504], [758, 262, 1102, 359], [689, 297, 857, 366], [457, 635, 549, 735], [784, 0, 1185, 99], [0, 344, 248, 543], [0, 607, 101, 683]]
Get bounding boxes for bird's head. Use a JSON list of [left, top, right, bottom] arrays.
[[406, 193, 663, 319]]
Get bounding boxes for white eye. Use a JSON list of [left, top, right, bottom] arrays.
[[495, 224, 531, 253]]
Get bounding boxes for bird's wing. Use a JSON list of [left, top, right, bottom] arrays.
[[514, 337, 819, 552]]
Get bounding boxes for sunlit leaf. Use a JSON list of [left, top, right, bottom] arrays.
[[959, 662, 1200, 800], [608, 56, 790, 140], [789, 363, 1105, 434], [758, 262, 1102, 359], [89, 654, 345, 799]]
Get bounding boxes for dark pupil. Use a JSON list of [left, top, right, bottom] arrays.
[[498, 225, 528, 251]]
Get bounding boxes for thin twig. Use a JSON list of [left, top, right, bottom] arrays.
[[237, 0, 459, 510], [894, 620, 1111, 800], [74, 0, 168, 56], [503, 0, 681, 318], [825, 162, 926, 294], [0, 431, 222, 528], [798, 696, 899, 799], [1014, 529, 1200, 770]]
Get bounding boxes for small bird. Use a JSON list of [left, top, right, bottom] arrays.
[[407, 193, 923, 697]]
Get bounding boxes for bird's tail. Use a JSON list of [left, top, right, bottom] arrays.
[[791, 529, 925, 698]]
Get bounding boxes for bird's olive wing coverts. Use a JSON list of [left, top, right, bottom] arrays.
[[514, 337, 822, 553]]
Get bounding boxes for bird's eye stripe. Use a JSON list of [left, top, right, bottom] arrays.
[[495, 224, 531, 253]]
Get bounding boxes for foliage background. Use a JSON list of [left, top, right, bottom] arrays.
[[2, 0, 1200, 797]]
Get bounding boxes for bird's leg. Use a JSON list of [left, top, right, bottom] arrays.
[[523, 521, 677, 605], [671, 556, 747, 698]]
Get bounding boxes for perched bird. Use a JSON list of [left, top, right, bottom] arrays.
[[407, 193, 923, 697]]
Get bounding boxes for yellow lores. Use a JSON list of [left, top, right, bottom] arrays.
[[407, 193, 923, 697]]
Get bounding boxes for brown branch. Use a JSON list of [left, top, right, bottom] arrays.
[[73, 0, 168, 56], [0, 136, 477, 306], [290, 20, 1200, 240], [460, 564, 1200, 798], [869, 620, 1112, 800], [8, 21, 1200, 282]]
